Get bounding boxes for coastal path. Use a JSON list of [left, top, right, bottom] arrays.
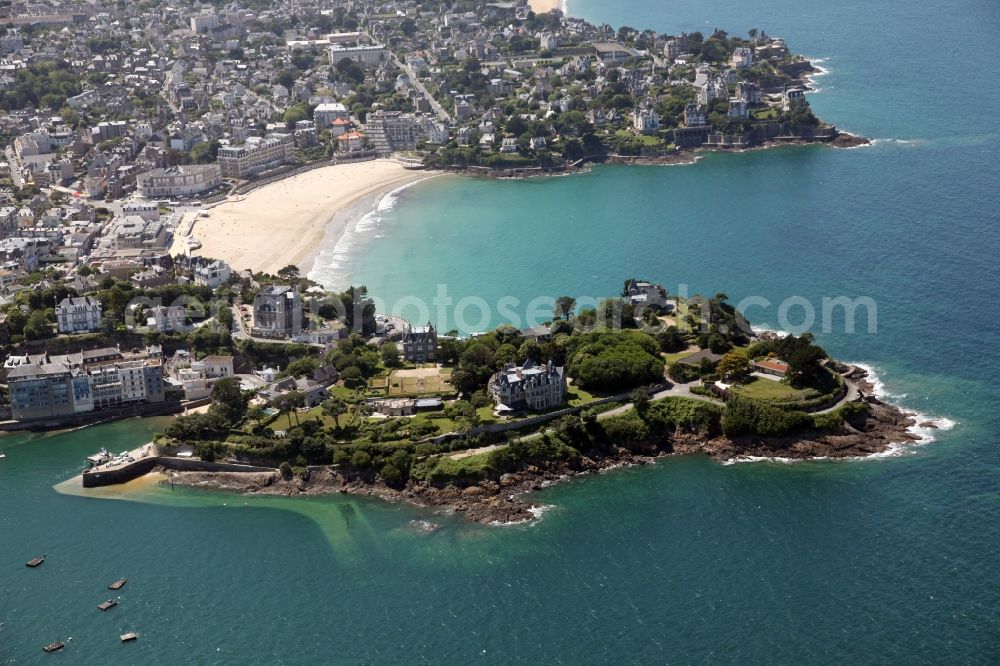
[[493, 370, 863, 449]]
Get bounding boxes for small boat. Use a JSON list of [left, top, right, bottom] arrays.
[[86, 449, 110, 467], [26, 556, 45, 568], [43, 642, 64, 653], [0, 449, 6, 458], [108, 578, 127, 590], [97, 599, 118, 611], [120, 632, 138, 642]]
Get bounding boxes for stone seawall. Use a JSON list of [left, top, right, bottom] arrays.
[[82, 457, 276, 488]]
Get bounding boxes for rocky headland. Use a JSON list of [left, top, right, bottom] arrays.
[[163, 369, 921, 525]]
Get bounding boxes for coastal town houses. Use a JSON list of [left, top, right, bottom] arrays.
[[7, 350, 165, 421], [782, 88, 807, 111], [737, 81, 763, 105], [328, 43, 388, 66], [192, 259, 232, 289], [137, 165, 222, 199], [624, 278, 674, 313], [632, 106, 660, 135], [56, 296, 102, 333], [731, 47, 754, 69], [264, 364, 340, 409], [218, 133, 294, 180], [252, 286, 303, 338], [753, 358, 790, 378], [489, 360, 567, 413], [684, 103, 708, 127], [364, 111, 428, 153], [337, 131, 365, 153], [167, 350, 235, 400], [402, 323, 437, 362], [141, 305, 191, 334], [314, 102, 350, 128]]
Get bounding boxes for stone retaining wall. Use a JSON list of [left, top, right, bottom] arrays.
[[82, 456, 276, 488]]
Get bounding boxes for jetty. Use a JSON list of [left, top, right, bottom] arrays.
[[97, 599, 118, 611], [26, 556, 45, 568], [86, 449, 111, 467], [79, 443, 274, 489], [109, 578, 127, 590], [42, 642, 64, 653]]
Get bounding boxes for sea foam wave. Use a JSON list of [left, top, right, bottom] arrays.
[[845, 362, 956, 453], [723, 362, 956, 465], [870, 138, 923, 147], [750, 324, 792, 338], [308, 178, 430, 290]]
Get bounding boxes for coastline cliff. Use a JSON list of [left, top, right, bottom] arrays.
[[163, 368, 921, 525]]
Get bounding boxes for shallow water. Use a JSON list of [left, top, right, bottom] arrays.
[[3, 0, 999, 662]]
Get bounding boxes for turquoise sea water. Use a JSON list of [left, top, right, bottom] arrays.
[[4, 1, 1000, 663]]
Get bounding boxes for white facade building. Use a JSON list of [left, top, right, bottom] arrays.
[[56, 296, 102, 333], [137, 165, 222, 198], [218, 133, 294, 179], [329, 44, 388, 66]]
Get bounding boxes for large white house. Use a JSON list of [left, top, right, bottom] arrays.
[[192, 259, 232, 289], [56, 296, 102, 333], [632, 107, 660, 135], [313, 102, 350, 128], [489, 360, 567, 412]]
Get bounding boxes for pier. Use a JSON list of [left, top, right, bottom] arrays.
[[81, 444, 275, 488]]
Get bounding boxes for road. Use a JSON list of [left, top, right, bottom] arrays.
[[455, 370, 864, 454], [390, 52, 451, 123]]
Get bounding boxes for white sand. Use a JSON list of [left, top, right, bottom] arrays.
[[182, 160, 434, 276], [529, 0, 563, 13]]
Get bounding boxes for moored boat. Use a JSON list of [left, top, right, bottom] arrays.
[[108, 578, 127, 590], [120, 632, 138, 642], [97, 599, 118, 611], [43, 642, 64, 653], [26, 556, 45, 568]]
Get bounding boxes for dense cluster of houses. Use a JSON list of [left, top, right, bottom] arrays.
[[5, 345, 165, 420], [0, 1, 819, 286]]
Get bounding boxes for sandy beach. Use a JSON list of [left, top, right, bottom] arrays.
[[181, 160, 434, 277], [529, 0, 563, 13]]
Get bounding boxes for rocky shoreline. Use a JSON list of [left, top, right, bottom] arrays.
[[162, 382, 921, 525], [428, 128, 871, 180]]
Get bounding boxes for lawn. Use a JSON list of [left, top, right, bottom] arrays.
[[476, 405, 497, 423], [410, 412, 460, 434], [752, 107, 780, 120], [387, 368, 455, 396], [614, 130, 661, 146], [328, 385, 364, 402], [733, 377, 813, 402], [663, 348, 698, 364], [567, 384, 600, 406], [268, 405, 352, 431]]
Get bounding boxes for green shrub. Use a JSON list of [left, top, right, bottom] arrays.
[[646, 396, 722, 434], [667, 361, 700, 383], [350, 450, 372, 468], [380, 462, 403, 487], [567, 329, 664, 392], [722, 397, 812, 437], [812, 401, 869, 430], [601, 411, 652, 447]]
